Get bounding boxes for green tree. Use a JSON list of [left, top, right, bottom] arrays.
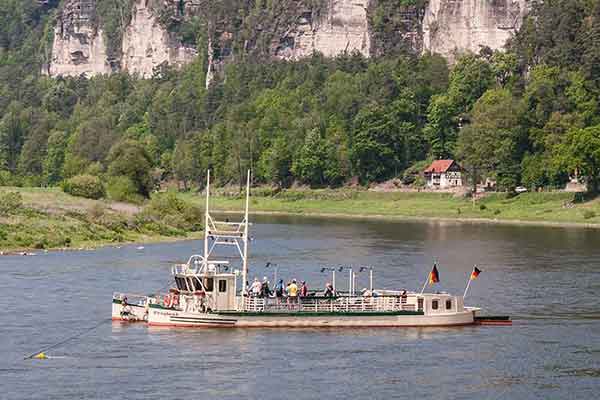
[[258, 137, 293, 188], [107, 140, 154, 197], [456, 89, 524, 191], [292, 129, 342, 187], [423, 94, 457, 159], [0, 102, 29, 172], [351, 103, 404, 183], [561, 125, 600, 193], [43, 130, 68, 185], [171, 140, 196, 190]]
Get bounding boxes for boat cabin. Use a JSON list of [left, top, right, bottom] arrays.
[[171, 256, 237, 311]]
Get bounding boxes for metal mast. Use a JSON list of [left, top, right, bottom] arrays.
[[204, 169, 210, 265], [200, 170, 251, 295], [241, 170, 250, 296]]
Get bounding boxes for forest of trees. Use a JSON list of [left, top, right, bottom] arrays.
[[1, 0, 600, 201]]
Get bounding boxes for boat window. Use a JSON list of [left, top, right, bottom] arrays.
[[446, 299, 452, 310], [432, 300, 439, 310], [193, 277, 204, 291], [417, 298, 424, 311], [175, 277, 186, 290], [218, 280, 227, 293], [203, 277, 214, 292]]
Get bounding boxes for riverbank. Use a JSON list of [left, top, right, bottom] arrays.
[[2, 187, 599, 253], [181, 189, 600, 228], [0, 187, 202, 252]]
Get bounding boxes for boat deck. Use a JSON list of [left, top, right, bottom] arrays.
[[240, 294, 420, 314]]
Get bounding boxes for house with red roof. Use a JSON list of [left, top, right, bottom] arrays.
[[423, 159, 464, 189]]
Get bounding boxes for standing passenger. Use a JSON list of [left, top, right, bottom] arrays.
[[300, 281, 308, 297], [251, 277, 262, 297], [261, 277, 271, 297], [287, 279, 299, 308], [323, 283, 335, 298]]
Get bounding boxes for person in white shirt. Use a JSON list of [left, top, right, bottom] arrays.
[[251, 277, 262, 297]]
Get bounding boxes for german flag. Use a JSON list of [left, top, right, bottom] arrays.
[[470, 266, 481, 280], [429, 264, 440, 284]]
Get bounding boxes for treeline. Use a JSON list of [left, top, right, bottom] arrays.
[[1, 0, 600, 201]]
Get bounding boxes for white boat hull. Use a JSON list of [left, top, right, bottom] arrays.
[[146, 305, 475, 328], [112, 299, 147, 322]]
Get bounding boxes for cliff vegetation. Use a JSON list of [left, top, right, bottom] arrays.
[[1, 0, 600, 205]]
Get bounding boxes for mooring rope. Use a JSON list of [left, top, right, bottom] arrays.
[[25, 277, 177, 360], [24, 317, 112, 360]]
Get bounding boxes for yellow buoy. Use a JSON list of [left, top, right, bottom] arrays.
[[33, 352, 48, 360]]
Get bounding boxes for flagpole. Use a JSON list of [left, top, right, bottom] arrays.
[[463, 265, 477, 298], [420, 275, 429, 294], [463, 276, 472, 298]]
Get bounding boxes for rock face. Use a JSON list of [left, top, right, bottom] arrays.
[[46, 0, 530, 79], [47, 0, 196, 78], [422, 0, 529, 60], [47, 0, 112, 76], [121, 0, 197, 77], [278, 0, 371, 60]]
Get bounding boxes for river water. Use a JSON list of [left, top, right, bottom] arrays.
[[2, 215, 600, 399]]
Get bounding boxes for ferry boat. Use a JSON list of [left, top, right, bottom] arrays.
[[112, 171, 494, 328]]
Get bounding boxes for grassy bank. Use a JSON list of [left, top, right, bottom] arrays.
[[181, 189, 600, 227], [2, 187, 598, 252], [0, 187, 202, 252]]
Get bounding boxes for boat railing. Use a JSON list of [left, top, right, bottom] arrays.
[[242, 295, 418, 313], [113, 292, 149, 307]]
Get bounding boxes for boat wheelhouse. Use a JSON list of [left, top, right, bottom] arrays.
[[112, 170, 489, 328]]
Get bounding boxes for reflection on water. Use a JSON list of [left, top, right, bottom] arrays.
[[2, 215, 600, 399]]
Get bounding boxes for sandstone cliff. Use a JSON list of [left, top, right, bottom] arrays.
[[277, 0, 371, 59], [121, 0, 197, 78], [46, 0, 530, 79], [422, 0, 528, 61], [47, 0, 112, 76]]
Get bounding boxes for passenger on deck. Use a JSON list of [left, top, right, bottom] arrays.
[[251, 277, 262, 297], [261, 277, 271, 297], [323, 283, 335, 297], [400, 290, 408, 303], [287, 279, 298, 305], [300, 281, 308, 297], [274, 279, 284, 302]]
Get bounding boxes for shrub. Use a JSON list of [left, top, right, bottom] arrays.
[[583, 210, 596, 220], [106, 176, 144, 204], [479, 204, 487, 210], [0, 170, 21, 186], [0, 225, 8, 241], [402, 160, 431, 185], [62, 175, 105, 199], [0, 192, 23, 215], [141, 192, 202, 231], [494, 209, 501, 215]]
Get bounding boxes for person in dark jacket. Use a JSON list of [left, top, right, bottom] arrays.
[[261, 277, 271, 297], [274, 279, 284, 302]]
